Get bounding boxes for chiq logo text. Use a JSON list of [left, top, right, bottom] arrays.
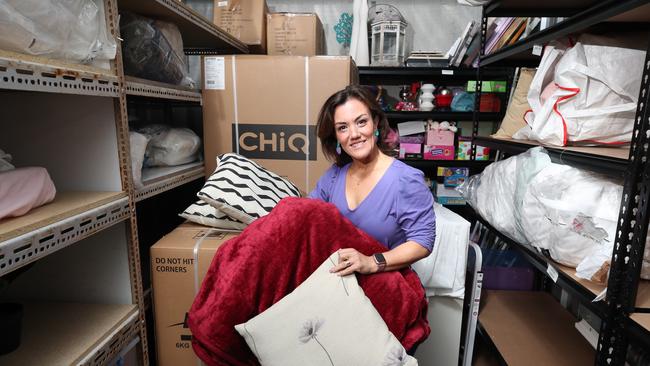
[[233, 124, 316, 160]]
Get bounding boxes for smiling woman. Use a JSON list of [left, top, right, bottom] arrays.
[[309, 85, 436, 299]]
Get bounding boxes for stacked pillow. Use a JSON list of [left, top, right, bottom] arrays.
[[180, 153, 301, 230]]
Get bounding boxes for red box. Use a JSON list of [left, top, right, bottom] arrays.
[[480, 93, 501, 112], [424, 145, 455, 160]]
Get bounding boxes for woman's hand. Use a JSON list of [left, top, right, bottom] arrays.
[[330, 248, 378, 276]]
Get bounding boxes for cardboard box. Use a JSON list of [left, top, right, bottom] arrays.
[[267, 13, 324, 56], [202, 55, 357, 193], [434, 183, 466, 206], [399, 143, 422, 159], [424, 130, 455, 160], [440, 167, 469, 187], [213, 0, 268, 53], [151, 222, 239, 366]]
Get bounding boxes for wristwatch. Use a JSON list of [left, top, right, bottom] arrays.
[[373, 253, 387, 272]]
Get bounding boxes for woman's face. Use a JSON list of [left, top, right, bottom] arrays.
[[333, 98, 378, 164]]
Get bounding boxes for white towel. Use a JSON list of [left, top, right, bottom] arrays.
[[412, 203, 470, 299]]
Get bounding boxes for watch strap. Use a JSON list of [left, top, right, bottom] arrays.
[[373, 253, 387, 272]]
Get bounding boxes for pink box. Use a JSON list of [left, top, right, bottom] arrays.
[[424, 130, 455, 160], [399, 143, 422, 159], [426, 130, 454, 146], [424, 145, 455, 160]]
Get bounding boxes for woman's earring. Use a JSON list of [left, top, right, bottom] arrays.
[[374, 130, 379, 137], [336, 141, 341, 155]]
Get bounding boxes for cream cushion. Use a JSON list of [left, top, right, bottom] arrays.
[[492, 68, 536, 139], [234, 252, 418, 366]]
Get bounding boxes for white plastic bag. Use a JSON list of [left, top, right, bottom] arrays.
[[0, 0, 116, 64], [129, 131, 149, 189], [145, 128, 201, 167], [525, 35, 646, 146]]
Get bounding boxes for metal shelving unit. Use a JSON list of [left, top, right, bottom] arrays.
[[125, 76, 202, 103], [116, 0, 248, 54], [473, 136, 630, 177], [481, 0, 650, 67], [478, 291, 596, 366], [0, 50, 120, 97], [475, 215, 609, 317], [473, 0, 650, 364], [0, 192, 130, 277], [385, 111, 502, 122], [135, 162, 205, 202], [0, 303, 139, 366], [0, 0, 244, 364]]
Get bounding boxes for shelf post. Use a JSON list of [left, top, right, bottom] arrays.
[[596, 34, 650, 365]]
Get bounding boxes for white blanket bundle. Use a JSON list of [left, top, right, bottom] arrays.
[[459, 147, 650, 284]]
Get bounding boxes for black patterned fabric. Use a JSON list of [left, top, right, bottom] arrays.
[[179, 200, 247, 231], [198, 153, 301, 224]]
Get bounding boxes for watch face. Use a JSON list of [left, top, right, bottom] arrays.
[[374, 253, 386, 265]]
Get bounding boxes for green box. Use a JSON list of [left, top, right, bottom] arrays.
[[466, 80, 507, 93]]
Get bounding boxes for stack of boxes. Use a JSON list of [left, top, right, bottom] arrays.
[[151, 2, 354, 365], [213, 0, 324, 56]]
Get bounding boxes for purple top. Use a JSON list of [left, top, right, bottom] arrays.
[[309, 159, 435, 251]]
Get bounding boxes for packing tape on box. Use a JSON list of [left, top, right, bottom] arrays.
[[231, 55, 312, 190], [192, 228, 216, 295], [304, 56, 310, 189], [231, 57, 240, 156]]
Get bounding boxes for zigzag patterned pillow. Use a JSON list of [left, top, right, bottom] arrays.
[[179, 200, 247, 231], [198, 153, 301, 224]]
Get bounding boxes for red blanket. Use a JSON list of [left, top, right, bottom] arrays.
[[188, 197, 429, 365]]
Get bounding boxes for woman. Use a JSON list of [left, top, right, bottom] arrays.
[[310, 85, 435, 276]]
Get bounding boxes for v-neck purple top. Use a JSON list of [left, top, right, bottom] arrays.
[[309, 159, 435, 251]]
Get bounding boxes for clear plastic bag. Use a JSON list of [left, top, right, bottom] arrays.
[[120, 12, 195, 87], [144, 127, 201, 167], [457, 147, 551, 244], [0, 0, 116, 64], [129, 131, 149, 189]]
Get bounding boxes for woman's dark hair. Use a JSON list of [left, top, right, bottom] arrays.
[[316, 85, 391, 166]]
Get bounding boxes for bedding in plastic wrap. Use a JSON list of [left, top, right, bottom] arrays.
[[0, 167, 56, 220], [457, 146, 650, 284], [521, 164, 623, 283], [120, 12, 194, 87], [457, 146, 551, 244], [0, 0, 116, 64], [522, 34, 647, 146], [138, 125, 201, 167]]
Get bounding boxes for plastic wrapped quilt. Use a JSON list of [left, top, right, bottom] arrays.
[[0, 0, 116, 64], [457, 146, 551, 244], [458, 146, 650, 284], [120, 12, 194, 87]]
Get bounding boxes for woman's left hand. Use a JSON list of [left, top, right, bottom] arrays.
[[330, 248, 376, 276]]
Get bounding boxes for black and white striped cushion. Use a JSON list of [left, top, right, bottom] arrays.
[[198, 153, 301, 224], [179, 200, 247, 231]]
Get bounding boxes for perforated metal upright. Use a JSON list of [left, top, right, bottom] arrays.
[[596, 35, 650, 366], [104, 0, 149, 363]]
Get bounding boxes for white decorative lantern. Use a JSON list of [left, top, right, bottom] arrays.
[[368, 5, 407, 67]]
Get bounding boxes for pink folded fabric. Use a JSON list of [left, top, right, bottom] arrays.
[[0, 167, 56, 220]]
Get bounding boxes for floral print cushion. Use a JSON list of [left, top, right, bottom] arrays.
[[234, 251, 418, 366]]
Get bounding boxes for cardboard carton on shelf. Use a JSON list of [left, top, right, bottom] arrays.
[[201, 55, 357, 193], [267, 12, 324, 56], [150, 222, 239, 366], [213, 0, 268, 53]]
